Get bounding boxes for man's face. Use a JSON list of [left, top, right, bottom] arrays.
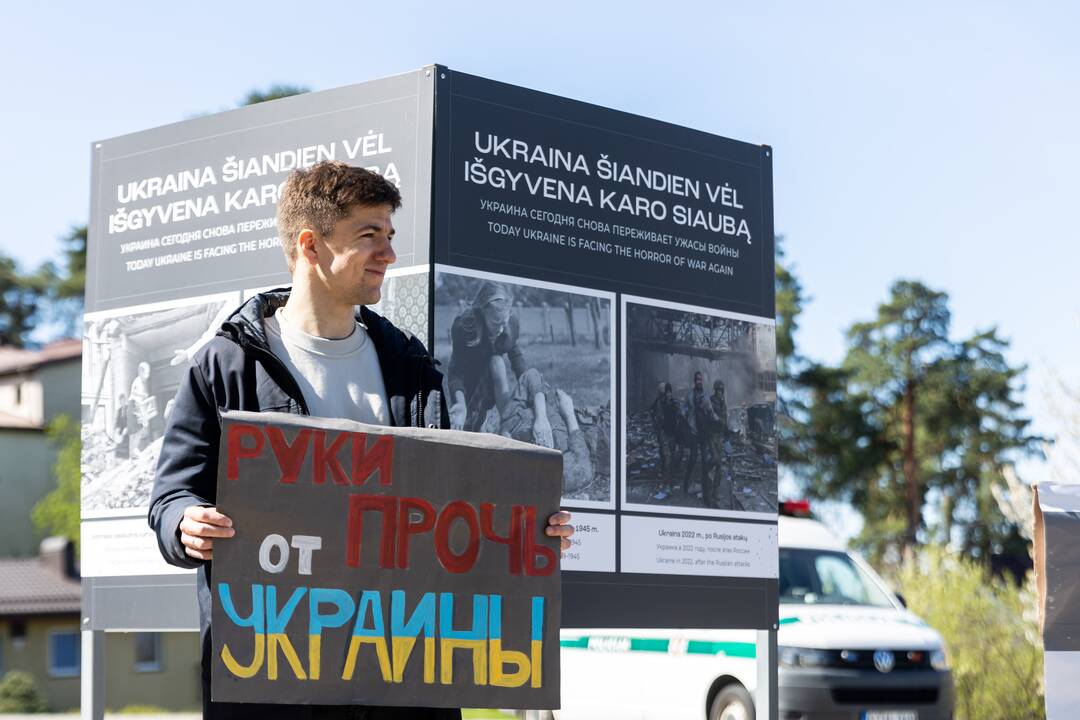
[[482, 296, 510, 336], [313, 203, 397, 306], [694, 373, 703, 390]]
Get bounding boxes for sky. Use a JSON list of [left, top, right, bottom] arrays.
[[2, 1, 1077, 527]]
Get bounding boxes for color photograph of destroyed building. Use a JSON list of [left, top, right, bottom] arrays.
[[434, 267, 614, 507], [622, 298, 777, 516], [80, 294, 236, 515]]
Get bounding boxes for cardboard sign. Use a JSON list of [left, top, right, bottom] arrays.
[[210, 410, 563, 708]]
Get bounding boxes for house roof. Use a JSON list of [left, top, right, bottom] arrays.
[[0, 339, 82, 377], [0, 556, 81, 616]]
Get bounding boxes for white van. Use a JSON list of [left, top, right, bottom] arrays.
[[558, 503, 955, 720]]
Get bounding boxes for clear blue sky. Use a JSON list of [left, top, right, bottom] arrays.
[[2, 1, 1077, 508]]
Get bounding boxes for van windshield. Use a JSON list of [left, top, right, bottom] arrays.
[[779, 548, 894, 607]]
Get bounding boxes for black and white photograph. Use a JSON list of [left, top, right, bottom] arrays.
[[434, 266, 615, 507], [622, 297, 778, 517], [80, 293, 238, 515]]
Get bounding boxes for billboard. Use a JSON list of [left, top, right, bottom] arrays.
[[83, 65, 776, 638]]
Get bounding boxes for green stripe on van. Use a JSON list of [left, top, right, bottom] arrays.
[[687, 641, 756, 658], [778, 617, 800, 625], [560, 636, 756, 658]]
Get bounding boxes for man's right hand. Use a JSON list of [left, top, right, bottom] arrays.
[[179, 505, 234, 561]]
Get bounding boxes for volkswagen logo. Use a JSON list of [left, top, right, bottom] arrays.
[[873, 649, 896, 673]]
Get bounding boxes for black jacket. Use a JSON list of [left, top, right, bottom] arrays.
[[147, 290, 456, 720]]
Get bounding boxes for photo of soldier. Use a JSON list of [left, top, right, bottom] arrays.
[[446, 280, 527, 433], [435, 269, 613, 505], [650, 382, 680, 479], [624, 300, 777, 514]]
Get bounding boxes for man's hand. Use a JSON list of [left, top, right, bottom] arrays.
[[545, 510, 574, 556], [532, 415, 554, 449], [179, 505, 234, 561], [449, 398, 467, 430]]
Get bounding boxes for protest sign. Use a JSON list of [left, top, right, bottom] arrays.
[[210, 410, 563, 708]]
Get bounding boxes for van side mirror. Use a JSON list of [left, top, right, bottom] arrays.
[[895, 592, 907, 608]]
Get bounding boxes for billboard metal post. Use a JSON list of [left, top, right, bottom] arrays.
[[80, 629, 104, 720], [756, 628, 778, 720]]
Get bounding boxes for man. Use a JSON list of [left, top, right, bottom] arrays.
[[128, 361, 156, 454], [682, 371, 717, 501], [649, 382, 679, 480], [706, 379, 730, 509], [112, 391, 129, 460], [148, 161, 573, 719], [446, 280, 527, 432], [489, 358, 593, 496]]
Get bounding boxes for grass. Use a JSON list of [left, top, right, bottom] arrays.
[[462, 710, 516, 719]]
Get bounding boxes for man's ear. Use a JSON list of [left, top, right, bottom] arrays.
[[296, 229, 318, 267]]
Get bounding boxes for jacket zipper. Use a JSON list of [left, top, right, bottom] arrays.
[[416, 359, 424, 428]]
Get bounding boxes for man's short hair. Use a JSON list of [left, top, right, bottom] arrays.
[[277, 161, 402, 271]]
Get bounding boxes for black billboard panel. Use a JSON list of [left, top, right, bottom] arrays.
[[433, 70, 774, 319]]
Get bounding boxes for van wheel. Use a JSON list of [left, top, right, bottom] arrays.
[[709, 683, 755, 720]]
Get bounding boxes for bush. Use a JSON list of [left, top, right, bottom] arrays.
[[0, 670, 47, 713], [898, 545, 1044, 720]]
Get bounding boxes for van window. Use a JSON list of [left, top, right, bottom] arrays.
[[779, 548, 893, 607]]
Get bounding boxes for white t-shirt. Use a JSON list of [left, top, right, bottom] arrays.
[[264, 307, 389, 425]]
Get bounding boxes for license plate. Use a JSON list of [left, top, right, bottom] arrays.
[[861, 712, 917, 720]]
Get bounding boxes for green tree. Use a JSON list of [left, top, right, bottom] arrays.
[[798, 280, 1041, 563], [33, 224, 87, 337], [241, 84, 310, 106], [844, 280, 953, 557], [934, 328, 1043, 559], [775, 236, 810, 466], [32, 415, 81, 552], [0, 253, 46, 347]]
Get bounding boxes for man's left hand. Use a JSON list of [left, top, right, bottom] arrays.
[[545, 510, 574, 556]]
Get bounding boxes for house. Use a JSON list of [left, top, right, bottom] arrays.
[[0, 537, 201, 712], [0, 340, 81, 557], [0, 342, 201, 711]]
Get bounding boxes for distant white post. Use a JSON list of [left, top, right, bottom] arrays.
[[756, 628, 778, 720], [81, 628, 105, 720]]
